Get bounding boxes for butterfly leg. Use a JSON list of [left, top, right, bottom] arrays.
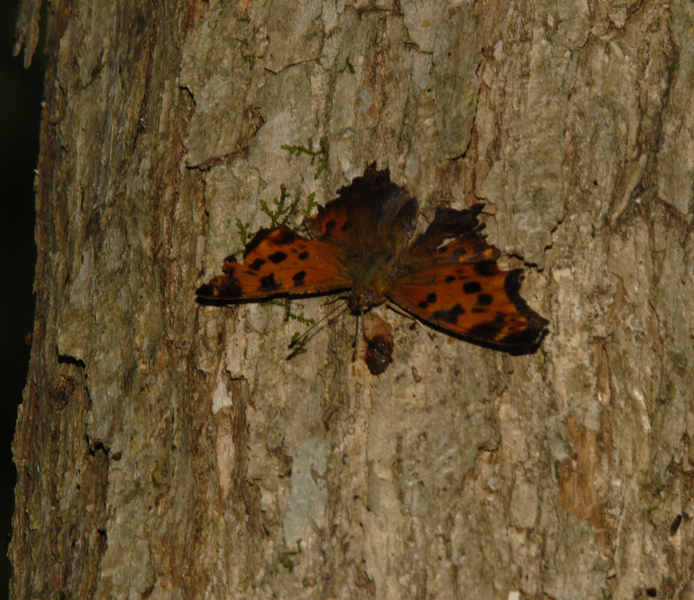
[[287, 301, 349, 359], [386, 300, 434, 340]]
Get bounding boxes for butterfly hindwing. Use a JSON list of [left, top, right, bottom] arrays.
[[399, 205, 499, 267], [196, 226, 352, 301], [387, 262, 547, 350], [307, 164, 418, 259]]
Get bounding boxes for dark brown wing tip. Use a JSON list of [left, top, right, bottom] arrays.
[[363, 161, 385, 179], [499, 324, 549, 354], [500, 269, 549, 352], [429, 204, 486, 237], [196, 283, 211, 296], [334, 163, 392, 198], [195, 283, 226, 305], [195, 275, 243, 302]]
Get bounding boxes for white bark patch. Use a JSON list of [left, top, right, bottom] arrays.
[[211, 370, 232, 414], [283, 438, 331, 546]]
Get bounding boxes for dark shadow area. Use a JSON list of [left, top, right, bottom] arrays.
[[0, 2, 45, 598]]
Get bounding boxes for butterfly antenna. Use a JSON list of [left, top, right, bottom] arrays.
[[324, 293, 349, 307], [287, 300, 349, 359]]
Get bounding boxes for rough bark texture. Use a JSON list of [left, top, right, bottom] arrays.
[[12, 0, 694, 598]]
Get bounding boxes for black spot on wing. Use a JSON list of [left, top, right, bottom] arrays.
[[299, 251, 309, 260], [269, 251, 288, 264], [463, 281, 482, 294], [292, 271, 306, 285], [474, 261, 497, 277], [418, 293, 439, 309], [259, 273, 280, 292], [431, 304, 465, 324], [324, 219, 336, 236], [341, 220, 354, 232], [477, 294, 493, 306], [196, 283, 219, 297], [445, 275, 456, 283], [472, 308, 487, 314], [248, 258, 266, 271]]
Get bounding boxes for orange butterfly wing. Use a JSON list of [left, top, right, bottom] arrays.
[[388, 263, 546, 350], [196, 226, 352, 301], [388, 206, 548, 352], [198, 164, 416, 303]]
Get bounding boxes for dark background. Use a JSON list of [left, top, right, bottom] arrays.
[[1, 0, 45, 598]]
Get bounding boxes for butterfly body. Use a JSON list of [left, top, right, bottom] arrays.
[[197, 164, 548, 356], [349, 250, 398, 311]]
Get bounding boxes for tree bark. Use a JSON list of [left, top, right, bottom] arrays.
[[12, 0, 694, 598]]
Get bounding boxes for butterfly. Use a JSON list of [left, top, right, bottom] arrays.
[[196, 164, 548, 364]]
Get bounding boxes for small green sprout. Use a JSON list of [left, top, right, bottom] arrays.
[[339, 56, 356, 74], [260, 184, 303, 227], [235, 219, 256, 246], [278, 540, 303, 572], [281, 137, 329, 179]]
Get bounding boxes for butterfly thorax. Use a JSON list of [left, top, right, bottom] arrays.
[[348, 251, 392, 312]]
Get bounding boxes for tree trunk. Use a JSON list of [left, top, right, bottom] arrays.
[[12, 0, 694, 598]]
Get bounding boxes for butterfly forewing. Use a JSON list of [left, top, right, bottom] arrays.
[[399, 205, 500, 268], [387, 262, 547, 350], [196, 226, 352, 301]]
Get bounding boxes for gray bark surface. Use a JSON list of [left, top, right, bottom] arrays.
[[12, 0, 694, 598]]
